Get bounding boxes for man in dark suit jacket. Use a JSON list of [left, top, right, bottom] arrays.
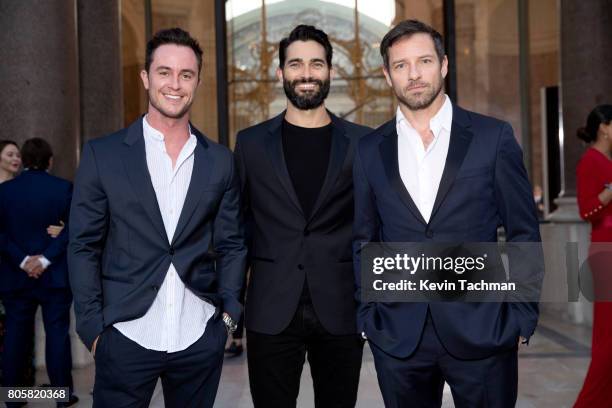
[[69, 28, 246, 407], [0, 138, 76, 407], [353, 20, 542, 407], [235, 25, 372, 407]]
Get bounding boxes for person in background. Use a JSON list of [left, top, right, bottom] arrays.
[[533, 185, 545, 220], [0, 140, 22, 388], [0, 138, 77, 407], [0, 141, 21, 183], [574, 104, 612, 408]]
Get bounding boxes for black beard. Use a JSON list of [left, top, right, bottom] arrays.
[[396, 79, 444, 111], [283, 77, 330, 110]]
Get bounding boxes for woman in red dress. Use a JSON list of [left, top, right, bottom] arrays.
[[574, 104, 612, 407]]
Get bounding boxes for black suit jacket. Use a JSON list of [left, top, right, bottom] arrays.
[[235, 111, 372, 335], [68, 117, 247, 350]]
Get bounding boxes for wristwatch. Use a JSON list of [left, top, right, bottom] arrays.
[[222, 313, 237, 334], [605, 183, 612, 191]]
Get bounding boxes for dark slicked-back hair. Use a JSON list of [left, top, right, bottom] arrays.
[[577, 104, 612, 143], [380, 19, 445, 69], [21, 138, 53, 170], [145, 27, 203, 75], [279, 25, 333, 68]]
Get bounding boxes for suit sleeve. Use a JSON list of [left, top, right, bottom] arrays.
[[494, 123, 543, 340], [233, 132, 253, 267], [352, 142, 379, 333], [68, 142, 109, 350], [42, 182, 73, 262], [0, 192, 27, 267], [214, 151, 247, 323]]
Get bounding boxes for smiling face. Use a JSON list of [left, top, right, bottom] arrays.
[[140, 44, 200, 120], [383, 33, 447, 111], [277, 40, 332, 110], [0, 143, 21, 176]]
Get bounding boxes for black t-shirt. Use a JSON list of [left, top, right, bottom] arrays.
[[282, 119, 332, 219]]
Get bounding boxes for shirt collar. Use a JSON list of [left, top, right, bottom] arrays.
[[396, 94, 453, 139], [142, 115, 195, 144]]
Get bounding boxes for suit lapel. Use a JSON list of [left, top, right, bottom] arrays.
[[307, 113, 350, 223], [265, 113, 305, 217], [172, 129, 213, 245], [121, 118, 169, 243], [430, 106, 473, 221], [379, 121, 428, 226]]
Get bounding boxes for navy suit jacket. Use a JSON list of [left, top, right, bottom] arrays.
[[68, 118, 247, 350], [0, 170, 72, 293], [353, 104, 542, 360]]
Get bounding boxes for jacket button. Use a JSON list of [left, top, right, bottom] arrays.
[[169, 247, 175, 255], [298, 264, 304, 270], [426, 230, 434, 238], [151, 285, 159, 291]]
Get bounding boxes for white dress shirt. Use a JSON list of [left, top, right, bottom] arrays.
[[114, 116, 215, 353], [397, 95, 453, 223]]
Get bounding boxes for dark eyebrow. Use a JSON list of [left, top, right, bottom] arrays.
[[155, 66, 196, 75], [310, 58, 326, 64], [286, 58, 303, 64]]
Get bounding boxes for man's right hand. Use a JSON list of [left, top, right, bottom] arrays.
[[92, 335, 100, 356]]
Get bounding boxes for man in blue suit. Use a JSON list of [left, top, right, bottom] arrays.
[[353, 20, 542, 407], [0, 138, 76, 407], [69, 28, 246, 407]]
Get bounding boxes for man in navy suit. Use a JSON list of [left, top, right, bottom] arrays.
[[0, 138, 75, 407], [353, 20, 542, 407], [69, 28, 246, 407]]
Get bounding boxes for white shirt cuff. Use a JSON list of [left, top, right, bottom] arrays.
[[39, 256, 51, 269], [20, 256, 30, 270]]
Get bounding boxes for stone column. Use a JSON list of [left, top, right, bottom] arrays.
[[558, 0, 612, 200], [0, 0, 80, 180], [543, 0, 612, 324], [77, 0, 123, 143]]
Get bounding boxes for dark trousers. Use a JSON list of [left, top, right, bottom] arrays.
[[247, 302, 363, 408], [370, 312, 518, 408], [1, 287, 73, 394], [93, 315, 227, 408]]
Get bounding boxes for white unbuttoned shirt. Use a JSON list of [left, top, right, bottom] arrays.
[[396, 95, 453, 223], [113, 116, 215, 353]]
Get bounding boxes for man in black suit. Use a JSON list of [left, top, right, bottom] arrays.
[[69, 28, 246, 407], [234, 25, 372, 408]]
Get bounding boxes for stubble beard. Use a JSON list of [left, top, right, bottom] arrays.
[[396, 77, 444, 111]]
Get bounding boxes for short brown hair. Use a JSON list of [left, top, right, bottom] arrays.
[[380, 19, 445, 69]]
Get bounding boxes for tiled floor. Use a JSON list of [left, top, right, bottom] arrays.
[[29, 311, 593, 407]]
